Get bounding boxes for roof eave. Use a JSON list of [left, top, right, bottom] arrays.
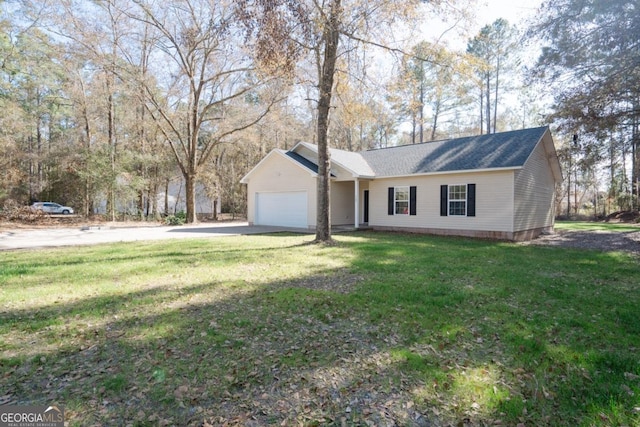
[[371, 166, 521, 180]]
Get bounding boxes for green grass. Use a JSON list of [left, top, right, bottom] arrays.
[[556, 220, 640, 233], [1, 231, 639, 426]]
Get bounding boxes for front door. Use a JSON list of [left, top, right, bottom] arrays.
[[363, 190, 369, 223]]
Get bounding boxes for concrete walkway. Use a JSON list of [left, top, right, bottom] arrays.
[[0, 222, 310, 251]]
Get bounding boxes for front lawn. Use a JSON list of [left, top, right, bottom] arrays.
[[1, 232, 639, 426], [555, 220, 640, 233]]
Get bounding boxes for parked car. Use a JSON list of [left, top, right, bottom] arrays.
[[31, 202, 74, 215]]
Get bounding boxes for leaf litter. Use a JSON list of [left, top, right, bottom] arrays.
[[2, 266, 450, 426], [4, 233, 639, 426]]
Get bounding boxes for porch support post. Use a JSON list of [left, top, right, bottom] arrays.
[[354, 178, 360, 229]]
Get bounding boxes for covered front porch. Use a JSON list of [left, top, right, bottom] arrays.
[[330, 178, 371, 229]]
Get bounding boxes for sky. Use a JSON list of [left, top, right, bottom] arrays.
[[475, 0, 544, 28], [390, 0, 549, 136], [424, 0, 545, 50]]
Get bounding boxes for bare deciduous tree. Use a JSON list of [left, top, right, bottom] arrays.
[[124, 0, 283, 223]]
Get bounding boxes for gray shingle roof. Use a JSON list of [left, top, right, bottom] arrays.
[[286, 127, 550, 178], [361, 127, 549, 177], [329, 147, 376, 177]]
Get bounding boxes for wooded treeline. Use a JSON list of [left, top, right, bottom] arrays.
[[531, 0, 640, 217], [0, 0, 638, 224]]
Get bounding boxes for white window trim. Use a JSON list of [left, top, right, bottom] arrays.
[[448, 184, 467, 216], [394, 186, 410, 215]]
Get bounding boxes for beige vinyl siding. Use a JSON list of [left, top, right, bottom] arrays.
[[368, 171, 515, 232], [244, 153, 316, 227], [331, 181, 355, 225], [514, 142, 557, 232]]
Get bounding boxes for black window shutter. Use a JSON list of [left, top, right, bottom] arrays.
[[440, 185, 448, 216], [409, 186, 417, 215], [467, 184, 476, 217], [388, 187, 394, 215]]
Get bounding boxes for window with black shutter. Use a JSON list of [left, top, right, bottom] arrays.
[[442, 184, 476, 217], [440, 185, 448, 216], [467, 184, 476, 217], [409, 186, 417, 216], [388, 187, 394, 215], [388, 186, 417, 215], [449, 184, 467, 216]]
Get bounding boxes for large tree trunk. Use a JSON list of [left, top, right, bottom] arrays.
[[185, 171, 197, 224], [106, 85, 116, 222], [164, 178, 170, 216], [137, 26, 150, 221], [137, 98, 146, 220], [80, 77, 93, 217], [73, 72, 94, 216], [151, 166, 160, 221], [36, 94, 43, 198], [315, 0, 341, 243]]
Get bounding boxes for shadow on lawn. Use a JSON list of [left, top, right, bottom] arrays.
[[1, 232, 639, 426]]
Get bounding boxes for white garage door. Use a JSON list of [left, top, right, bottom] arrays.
[[255, 191, 308, 228]]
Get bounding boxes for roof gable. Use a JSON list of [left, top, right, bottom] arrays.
[[240, 149, 317, 183]]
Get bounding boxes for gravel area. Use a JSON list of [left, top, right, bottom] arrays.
[[0, 222, 305, 250], [522, 229, 640, 256]]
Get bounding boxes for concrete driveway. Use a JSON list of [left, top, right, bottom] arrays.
[[0, 222, 309, 251]]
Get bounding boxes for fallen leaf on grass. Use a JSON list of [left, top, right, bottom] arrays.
[[174, 385, 189, 399], [621, 384, 634, 396], [0, 394, 14, 405]]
